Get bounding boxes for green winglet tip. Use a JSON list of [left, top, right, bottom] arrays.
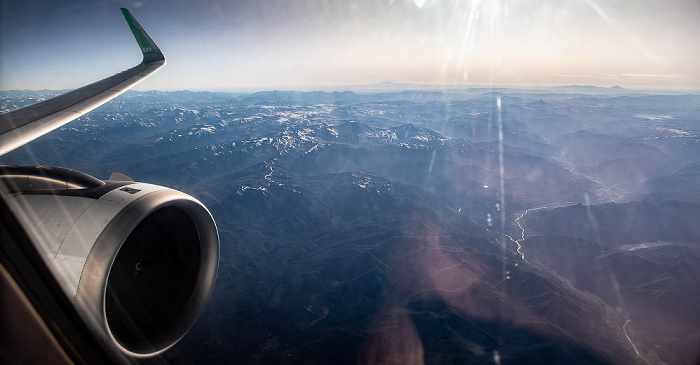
[[121, 8, 156, 55]]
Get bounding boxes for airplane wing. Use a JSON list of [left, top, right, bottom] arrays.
[[0, 8, 166, 156]]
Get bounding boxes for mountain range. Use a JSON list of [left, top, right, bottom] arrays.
[[2, 87, 699, 364]]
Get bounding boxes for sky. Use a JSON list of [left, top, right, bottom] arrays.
[[1, 0, 699, 91]]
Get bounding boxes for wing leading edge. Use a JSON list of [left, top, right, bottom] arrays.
[[0, 8, 165, 156]]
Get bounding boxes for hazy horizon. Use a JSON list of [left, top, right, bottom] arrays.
[[2, 0, 699, 90], [3, 82, 700, 94]]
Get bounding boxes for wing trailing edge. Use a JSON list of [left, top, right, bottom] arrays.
[[0, 8, 166, 156]]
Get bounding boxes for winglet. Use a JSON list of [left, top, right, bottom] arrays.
[[120, 8, 165, 64]]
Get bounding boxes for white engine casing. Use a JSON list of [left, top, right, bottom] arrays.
[[3, 176, 219, 358]]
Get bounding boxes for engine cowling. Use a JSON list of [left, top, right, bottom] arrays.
[[0, 165, 219, 358]]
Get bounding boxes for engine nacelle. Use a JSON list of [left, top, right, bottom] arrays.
[[0, 166, 219, 358]]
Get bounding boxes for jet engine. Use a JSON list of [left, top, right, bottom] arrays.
[[0, 165, 219, 358]]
